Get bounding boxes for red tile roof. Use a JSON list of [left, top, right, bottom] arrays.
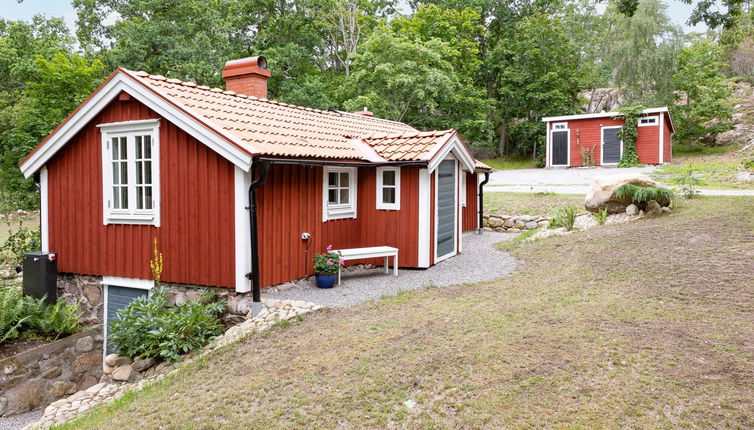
[[127, 69, 420, 160]]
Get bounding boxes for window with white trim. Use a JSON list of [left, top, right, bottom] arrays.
[[638, 116, 658, 126], [553, 122, 568, 130], [323, 166, 357, 221], [376, 167, 400, 210], [99, 119, 160, 226]]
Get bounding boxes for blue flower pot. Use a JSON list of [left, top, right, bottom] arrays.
[[315, 274, 337, 289]]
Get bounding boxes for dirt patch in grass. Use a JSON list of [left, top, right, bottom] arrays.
[[62, 197, 754, 429], [484, 191, 583, 215]]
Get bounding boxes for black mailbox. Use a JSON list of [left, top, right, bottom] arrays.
[[22, 251, 58, 304]]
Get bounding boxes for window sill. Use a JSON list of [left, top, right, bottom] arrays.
[[376, 205, 400, 211], [105, 213, 159, 226], [324, 209, 356, 221]]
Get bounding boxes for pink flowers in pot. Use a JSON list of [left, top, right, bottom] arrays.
[[313, 244, 343, 275]]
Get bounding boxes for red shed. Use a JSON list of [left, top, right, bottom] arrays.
[[18, 56, 492, 324], [542, 108, 674, 167]]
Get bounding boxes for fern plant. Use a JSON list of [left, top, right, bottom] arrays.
[[669, 164, 705, 198], [0, 287, 80, 345], [549, 205, 579, 231], [595, 208, 609, 225], [615, 184, 674, 206], [28, 299, 80, 339], [0, 287, 31, 344]]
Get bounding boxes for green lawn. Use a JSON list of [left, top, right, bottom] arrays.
[[484, 191, 583, 215], [480, 156, 539, 170], [62, 196, 754, 429], [655, 149, 754, 190]]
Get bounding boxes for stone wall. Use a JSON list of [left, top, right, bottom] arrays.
[[482, 213, 549, 233], [0, 329, 103, 417]]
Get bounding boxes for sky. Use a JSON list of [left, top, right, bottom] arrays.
[[1, 0, 709, 33]]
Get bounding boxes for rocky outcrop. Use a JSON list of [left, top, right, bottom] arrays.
[[584, 173, 659, 213], [580, 88, 624, 113]]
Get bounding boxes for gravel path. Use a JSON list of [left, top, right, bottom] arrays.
[[0, 410, 43, 430], [488, 184, 754, 196], [264, 232, 517, 308]]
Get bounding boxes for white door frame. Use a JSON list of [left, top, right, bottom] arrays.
[[434, 155, 458, 263], [600, 126, 623, 166], [549, 125, 570, 166]]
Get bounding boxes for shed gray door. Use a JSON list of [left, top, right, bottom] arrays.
[[436, 159, 456, 259], [106, 285, 147, 354], [602, 128, 622, 164], [551, 130, 568, 165]]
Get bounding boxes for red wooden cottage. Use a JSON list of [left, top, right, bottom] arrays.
[[541, 108, 674, 167], [18, 56, 491, 325]]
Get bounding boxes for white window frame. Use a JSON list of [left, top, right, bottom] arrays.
[[552, 122, 568, 130], [638, 116, 659, 127], [99, 119, 161, 227], [376, 166, 400, 210], [322, 166, 357, 221], [460, 171, 467, 207]]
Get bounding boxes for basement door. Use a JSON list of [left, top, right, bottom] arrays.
[[551, 129, 568, 165], [104, 285, 148, 354], [602, 127, 622, 164], [435, 159, 457, 261]]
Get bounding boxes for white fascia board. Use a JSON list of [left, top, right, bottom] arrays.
[[19, 72, 253, 178], [427, 136, 475, 173], [541, 107, 670, 123]]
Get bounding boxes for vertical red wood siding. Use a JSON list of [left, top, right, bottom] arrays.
[[663, 112, 673, 163], [256, 164, 422, 287], [556, 115, 666, 166], [47, 97, 236, 287], [462, 172, 478, 232]]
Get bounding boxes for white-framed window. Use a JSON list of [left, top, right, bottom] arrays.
[[638, 116, 659, 127], [553, 122, 568, 130], [323, 166, 357, 221], [98, 119, 160, 226], [376, 166, 400, 210]]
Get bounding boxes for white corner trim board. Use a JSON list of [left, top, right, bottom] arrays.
[[40, 167, 49, 252], [234, 166, 251, 293], [417, 168, 431, 268], [19, 71, 252, 179]]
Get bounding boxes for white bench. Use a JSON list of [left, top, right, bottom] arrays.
[[333, 246, 398, 285]]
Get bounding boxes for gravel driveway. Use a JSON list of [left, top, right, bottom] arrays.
[[0, 410, 43, 430], [487, 167, 754, 196], [264, 232, 517, 308]]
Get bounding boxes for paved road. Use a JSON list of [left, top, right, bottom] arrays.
[[487, 167, 754, 196]]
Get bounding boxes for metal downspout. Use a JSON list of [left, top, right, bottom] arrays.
[[247, 160, 270, 316], [477, 171, 490, 234]]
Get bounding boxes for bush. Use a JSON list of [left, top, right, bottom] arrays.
[[1, 223, 41, 267], [615, 184, 674, 206], [549, 205, 579, 231], [0, 286, 80, 345], [108, 288, 226, 363], [668, 164, 704, 198]]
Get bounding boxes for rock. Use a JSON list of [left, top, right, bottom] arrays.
[[646, 199, 661, 215], [508, 228, 521, 233], [5, 379, 47, 414], [487, 217, 503, 228], [524, 221, 538, 230], [470, 145, 497, 159], [639, 210, 645, 217], [70, 352, 101, 374], [661, 206, 672, 214], [537, 221, 549, 228], [105, 355, 132, 368], [76, 335, 94, 353], [735, 171, 753, 181], [99, 374, 113, 384], [50, 380, 78, 398], [625, 204, 639, 216], [111, 365, 133, 381], [173, 292, 188, 306], [41, 366, 63, 379], [131, 357, 157, 373], [584, 173, 659, 213], [79, 375, 99, 391], [520, 215, 532, 222], [103, 364, 114, 375], [3, 363, 18, 375], [82, 284, 102, 306]]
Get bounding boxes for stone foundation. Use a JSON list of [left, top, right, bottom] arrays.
[[0, 329, 103, 417], [482, 213, 549, 233]]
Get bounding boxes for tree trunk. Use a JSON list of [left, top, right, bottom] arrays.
[[498, 121, 508, 156]]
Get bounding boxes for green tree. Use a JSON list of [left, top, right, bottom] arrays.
[[672, 39, 734, 145]]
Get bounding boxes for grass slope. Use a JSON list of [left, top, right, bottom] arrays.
[[63, 197, 754, 429], [655, 149, 754, 190]]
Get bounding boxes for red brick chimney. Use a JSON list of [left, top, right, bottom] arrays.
[[222, 56, 271, 99]]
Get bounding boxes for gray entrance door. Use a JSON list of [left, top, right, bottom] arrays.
[[602, 127, 622, 164], [436, 159, 456, 260], [105, 285, 147, 354], [551, 130, 568, 165]]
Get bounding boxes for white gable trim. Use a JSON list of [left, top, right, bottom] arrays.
[[19, 72, 253, 178], [427, 135, 475, 173]]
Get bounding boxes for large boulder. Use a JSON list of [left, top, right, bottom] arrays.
[[584, 173, 659, 213]]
